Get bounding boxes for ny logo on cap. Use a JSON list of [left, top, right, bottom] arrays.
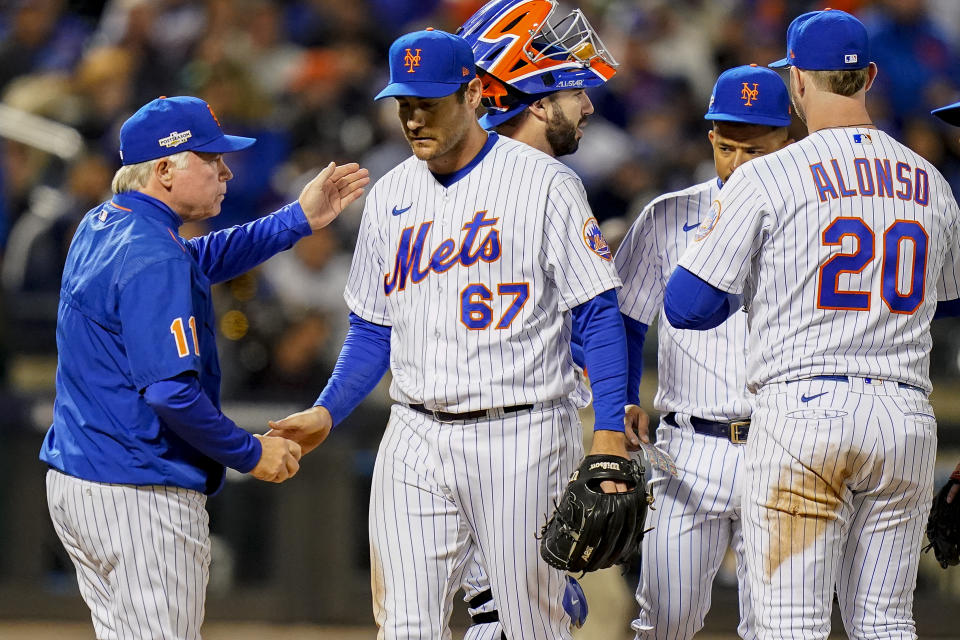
[[741, 83, 759, 107], [404, 48, 422, 73]]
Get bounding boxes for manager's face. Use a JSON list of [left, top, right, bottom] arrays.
[[166, 151, 234, 222]]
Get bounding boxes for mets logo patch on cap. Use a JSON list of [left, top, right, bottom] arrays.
[[695, 200, 722, 242], [582, 217, 612, 260]]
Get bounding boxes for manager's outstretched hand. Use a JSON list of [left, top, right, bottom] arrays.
[[267, 405, 333, 456], [249, 434, 302, 483], [299, 162, 370, 231]]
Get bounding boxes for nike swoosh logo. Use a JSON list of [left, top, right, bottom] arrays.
[[392, 204, 412, 216], [800, 392, 829, 403], [683, 221, 701, 232]]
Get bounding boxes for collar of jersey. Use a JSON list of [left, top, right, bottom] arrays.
[[430, 133, 499, 189], [113, 191, 184, 228]]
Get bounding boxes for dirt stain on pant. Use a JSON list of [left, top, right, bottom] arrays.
[[763, 447, 855, 579]]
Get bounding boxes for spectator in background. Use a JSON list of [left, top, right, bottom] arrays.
[[0, 0, 92, 93], [863, 0, 959, 124]]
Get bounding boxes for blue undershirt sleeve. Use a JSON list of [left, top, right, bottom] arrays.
[[623, 315, 649, 406], [664, 266, 742, 330], [571, 289, 627, 432], [315, 313, 391, 426], [143, 373, 262, 473], [935, 299, 960, 319]]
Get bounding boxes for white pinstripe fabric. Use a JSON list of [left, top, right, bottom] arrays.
[[742, 378, 936, 639], [678, 128, 960, 393], [632, 420, 755, 640], [345, 135, 618, 413], [461, 558, 502, 640], [617, 180, 754, 639], [46, 469, 209, 640], [369, 401, 582, 640], [616, 179, 751, 420]]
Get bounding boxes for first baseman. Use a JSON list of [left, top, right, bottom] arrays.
[[40, 96, 368, 639], [268, 28, 629, 639], [666, 10, 960, 638], [617, 64, 792, 640]]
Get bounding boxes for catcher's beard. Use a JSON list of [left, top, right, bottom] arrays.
[[545, 107, 583, 157]]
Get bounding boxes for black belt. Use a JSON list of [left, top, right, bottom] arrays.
[[407, 403, 533, 423], [800, 375, 925, 393], [664, 412, 750, 444]]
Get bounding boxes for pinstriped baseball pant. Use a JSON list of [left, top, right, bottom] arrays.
[[369, 401, 582, 640], [46, 470, 210, 640], [633, 418, 756, 640], [741, 378, 936, 639]]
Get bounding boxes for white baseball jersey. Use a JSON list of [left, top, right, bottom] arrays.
[[617, 179, 750, 420], [346, 134, 619, 411], [677, 126, 959, 638], [678, 127, 960, 392], [616, 180, 755, 640], [350, 134, 619, 639]]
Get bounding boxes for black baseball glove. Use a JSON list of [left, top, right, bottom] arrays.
[[539, 454, 648, 573], [924, 469, 960, 569]]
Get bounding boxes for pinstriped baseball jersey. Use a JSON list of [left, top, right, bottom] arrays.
[[345, 134, 618, 411], [616, 179, 750, 421], [678, 127, 960, 392]]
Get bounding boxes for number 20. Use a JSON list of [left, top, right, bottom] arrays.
[[817, 217, 928, 314], [170, 316, 200, 357]]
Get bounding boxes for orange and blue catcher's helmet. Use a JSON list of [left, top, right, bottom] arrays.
[[458, 0, 618, 128]]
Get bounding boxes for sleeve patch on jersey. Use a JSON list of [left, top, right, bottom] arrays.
[[695, 200, 722, 242], [582, 217, 612, 261]]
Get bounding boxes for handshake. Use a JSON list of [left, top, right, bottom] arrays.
[[247, 406, 335, 483]]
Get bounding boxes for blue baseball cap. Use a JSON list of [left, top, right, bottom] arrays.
[[769, 9, 869, 71], [705, 64, 791, 127], [932, 101, 960, 126], [119, 96, 256, 166], [375, 29, 476, 100]]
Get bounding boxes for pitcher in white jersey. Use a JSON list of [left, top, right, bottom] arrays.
[[666, 10, 960, 639], [268, 28, 631, 640], [617, 64, 792, 640]]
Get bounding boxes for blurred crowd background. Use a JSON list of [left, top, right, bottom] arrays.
[[2, 0, 960, 633]]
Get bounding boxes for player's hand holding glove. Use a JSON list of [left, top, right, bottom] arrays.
[[540, 454, 648, 572], [924, 463, 960, 569]]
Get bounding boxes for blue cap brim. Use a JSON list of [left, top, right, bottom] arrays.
[[192, 134, 257, 154], [768, 58, 791, 69], [706, 113, 791, 127], [375, 81, 462, 100], [478, 102, 530, 130], [932, 101, 960, 126]]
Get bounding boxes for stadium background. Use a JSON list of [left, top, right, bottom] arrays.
[[1, 0, 960, 637]]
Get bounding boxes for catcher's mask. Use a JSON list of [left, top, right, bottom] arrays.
[[457, 0, 618, 129]]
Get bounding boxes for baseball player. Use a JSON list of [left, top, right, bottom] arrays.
[[617, 64, 792, 640], [666, 10, 960, 638], [268, 27, 628, 639], [455, 1, 617, 636], [40, 96, 369, 640]]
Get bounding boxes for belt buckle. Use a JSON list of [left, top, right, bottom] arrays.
[[729, 420, 749, 444], [432, 409, 456, 424]]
